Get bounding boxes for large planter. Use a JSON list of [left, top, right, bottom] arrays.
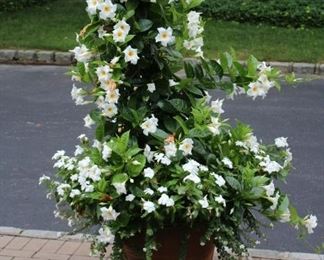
[[123, 228, 216, 260]]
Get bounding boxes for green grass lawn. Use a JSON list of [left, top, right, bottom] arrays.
[[1, 0, 324, 63]]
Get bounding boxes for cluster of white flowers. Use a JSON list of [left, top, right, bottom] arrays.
[[141, 115, 158, 136], [247, 63, 276, 99], [183, 159, 208, 184], [86, 0, 117, 20], [184, 11, 204, 57], [97, 226, 115, 244]]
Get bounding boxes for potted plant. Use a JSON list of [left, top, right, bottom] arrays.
[[40, 0, 318, 259]]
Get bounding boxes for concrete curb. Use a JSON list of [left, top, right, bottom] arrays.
[[0, 49, 324, 75], [0, 227, 323, 259]]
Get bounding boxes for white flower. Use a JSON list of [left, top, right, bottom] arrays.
[[211, 173, 226, 187], [183, 173, 201, 184], [52, 150, 65, 160], [144, 188, 154, 196], [143, 167, 155, 179], [147, 83, 156, 93], [70, 45, 92, 63], [215, 195, 226, 207], [70, 189, 81, 198], [123, 46, 139, 65], [247, 81, 266, 100], [97, 227, 115, 244], [157, 186, 168, 193], [98, 0, 117, 20], [182, 159, 200, 175], [113, 182, 127, 195], [169, 79, 178, 86], [96, 65, 112, 83], [179, 138, 193, 156], [199, 195, 209, 209], [268, 191, 280, 210], [208, 117, 221, 135], [110, 56, 120, 65], [101, 206, 120, 221], [92, 140, 103, 150], [71, 85, 88, 106], [39, 175, 50, 185], [211, 99, 224, 114], [102, 144, 112, 161], [263, 181, 275, 197], [158, 194, 174, 207], [144, 145, 154, 162], [57, 184, 71, 196], [114, 19, 130, 35], [86, 0, 100, 15], [102, 103, 118, 118], [155, 27, 175, 47], [164, 143, 177, 158], [141, 115, 158, 136], [275, 137, 289, 148], [303, 215, 317, 234], [280, 208, 291, 223], [143, 201, 156, 213], [105, 89, 120, 104], [222, 157, 233, 169], [98, 25, 109, 39], [154, 153, 171, 165], [258, 62, 272, 74], [260, 156, 282, 174], [246, 135, 259, 154], [284, 148, 293, 167], [113, 28, 128, 43], [83, 114, 95, 128], [74, 145, 84, 156], [125, 194, 135, 202]]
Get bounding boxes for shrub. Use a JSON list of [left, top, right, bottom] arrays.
[[0, 0, 52, 12], [200, 0, 324, 28]]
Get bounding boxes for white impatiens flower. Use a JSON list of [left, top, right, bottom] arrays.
[[211, 173, 226, 187], [208, 117, 222, 135], [247, 81, 266, 100], [211, 99, 224, 114], [199, 195, 209, 209], [245, 135, 260, 154], [164, 142, 177, 158], [101, 206, 120, 221], [98, 0, 117, 20], [125, 194, 135, 202], [158, 194, 174, 207], [275, 137, 289, 148], [102, 143, 112, 161], [179, 138, 194, 156], [97, 226, 115, 244], [70, 189, 81, 198], [71, 44, 93, 63], [260, 156, 282, 174], [263, 181, 275, 197], [83, 114, 95, 128], [143, 201, 156, 213], [123, 46, 139, 65], [215, 195, 226, 207], [143, 167, 155, 179], [141, 115, 158, 136], [154, 153, 171, 166], [157, 186, 168, 193], [222, 157, 233, 169], [303, 215, 317, 234], [147, 83, 156, 93], [155, 27, 175, 47], [182, 159, 200, 175], [113, 27, 128, 43], [113, 182, 127, 195], [183, 173, 201, 184], [102, 103, 118, 118]]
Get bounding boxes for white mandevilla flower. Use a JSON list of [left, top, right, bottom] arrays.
[[70, 44, 92, 63], [268, 191, 280, 210], [157, 186, 168, 193], [71, 85, 88, 106], [260, 156, 282, 174], [97, 226, 115, 244], [83, 114, 95, 128], [144, 145, 154, 162], [208, 117, 221, 135], [164, 142, 177, 158], [86, 0, 100, 15], [215, 195, 226, 207], [101, 206, 120, 221], [211, 99, 224, 114], [263, 181, 275, 197], [114, 19, 130, 34], [199, 195, 209, 209], [98, 0, 117, 20], [158, 194, 174, 207], [123, 46, 139, 65], [52, 150, 65, 160], [275, 137, 289, 148], [211, 173, 226, 187], [102, 103, 118, 118], [113, 27, 128, 43], [74, 145, 84, 156], [141, 115, 158, 136], [125, 194, 135, 202], [303, 215, 317, 234], [113, 182, 127, 195], [155, 27, 175, 47], [143, 167, 155, 179], [154, 153, 171, 166], [102, 143, 112, 161], [222, 157, 233, 169], [98, 25, 109, 39], [147, 83, 156, 93], [143, 201, 156, 213], [179, 138, 194, 156], [96, 65, 112, 82], [105, 89, 120, 104]]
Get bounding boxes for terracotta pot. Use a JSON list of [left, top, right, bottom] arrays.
[[123, 228, 215, 260]]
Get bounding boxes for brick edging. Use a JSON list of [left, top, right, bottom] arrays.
[[0, 227, 323, 259], [0, 49, 324, 75]]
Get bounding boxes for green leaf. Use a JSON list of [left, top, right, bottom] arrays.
[[225, 176, 241, 191], [112, 173, 129, 184], [168, 99, 189, 113], [247, 55, 259, 78], [184, 61, 194, 78], [137, 19, 153, 32], [127, 154, 146, 177], [96, 179, 107, 193], [95, 121, 105, 141], [151, 129, 169, 141], [124, 9, 135, 20], [210, 60, 224, 78], [188, 128, 210, 138], [174, 116, 189, 134]]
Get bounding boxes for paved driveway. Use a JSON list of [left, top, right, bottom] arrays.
[[0, 65, 323, 253]]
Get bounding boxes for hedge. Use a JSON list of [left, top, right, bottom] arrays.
[[200, 0, 324, 28], [0, 0, 51, 12]]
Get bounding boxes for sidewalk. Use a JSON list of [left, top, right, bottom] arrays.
[[0, 228, 323, 260]]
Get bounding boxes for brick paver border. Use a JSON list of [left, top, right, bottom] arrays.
[[0, 227, 323, 260]]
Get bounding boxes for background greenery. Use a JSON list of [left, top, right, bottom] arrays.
[[0, 0, 323, 63], [200, 0, 324, 28], [0, 0, 51, 12]]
